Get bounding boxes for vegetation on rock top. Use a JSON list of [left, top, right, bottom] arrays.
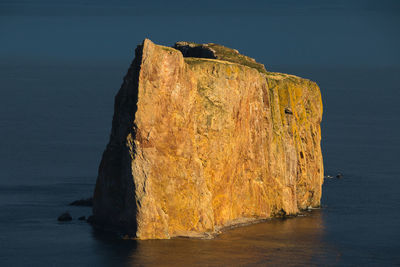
[[173, 41, 268, 74]]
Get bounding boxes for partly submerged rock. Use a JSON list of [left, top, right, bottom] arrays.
[[58, 212, 72, 222], [93, 39, 324, 239], [69, 198, 93, 207], [86, 215, 94, 224]]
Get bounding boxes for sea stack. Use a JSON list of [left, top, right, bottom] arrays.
[[93, 39, 323, 239]]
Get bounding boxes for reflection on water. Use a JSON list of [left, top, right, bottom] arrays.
[[93, 211, 338, 266]]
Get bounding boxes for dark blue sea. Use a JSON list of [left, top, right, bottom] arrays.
[[1, 1, 399, 266]]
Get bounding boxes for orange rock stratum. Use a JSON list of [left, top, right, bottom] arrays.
[[93, 39, 324, 239]]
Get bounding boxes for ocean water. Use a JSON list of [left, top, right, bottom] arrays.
[[1, 1, 399, 266]]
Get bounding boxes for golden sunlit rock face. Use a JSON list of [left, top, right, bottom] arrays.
[[93, 39, 323, 240]]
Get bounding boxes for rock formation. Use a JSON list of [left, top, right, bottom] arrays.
[[93, 39, 323, 239]]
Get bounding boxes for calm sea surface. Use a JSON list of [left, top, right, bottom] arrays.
[[1, 1, 399, 266]]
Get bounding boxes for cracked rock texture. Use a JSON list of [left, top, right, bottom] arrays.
[[93, 39, 323, 239]]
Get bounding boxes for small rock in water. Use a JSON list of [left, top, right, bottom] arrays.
[[69, 197, 93, 207], [78, 216, 86, 221], [58, 212, 72, 221], [86, 215, 94, 224], [336, 172, 344, 179]]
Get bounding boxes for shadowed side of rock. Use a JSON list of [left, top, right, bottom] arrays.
[[92, 43, 143, 236]]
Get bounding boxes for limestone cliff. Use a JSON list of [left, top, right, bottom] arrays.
[[93, 39, 323, 239]]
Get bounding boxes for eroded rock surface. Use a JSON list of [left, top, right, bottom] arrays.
[[93, 39, 323, 239]]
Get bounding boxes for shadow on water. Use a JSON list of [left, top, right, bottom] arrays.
[[92, 210, 339, 266]]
